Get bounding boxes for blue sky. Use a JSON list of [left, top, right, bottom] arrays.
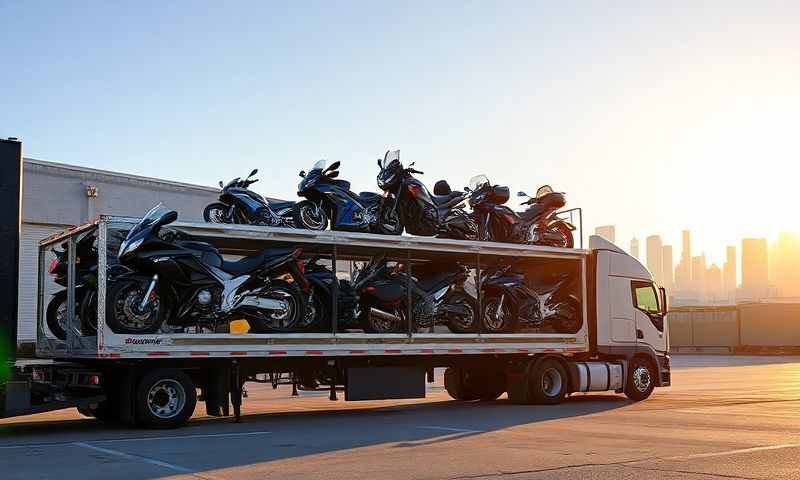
[[2, 1, 799, 264]]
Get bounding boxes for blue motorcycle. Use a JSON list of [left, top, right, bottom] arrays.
[[294, 160, 402, 234]]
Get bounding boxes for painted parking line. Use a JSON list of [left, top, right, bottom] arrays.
[[416, 425, 484, 434], [73, 442, 199, 475], [0, 430, 272, 450], [664, 443, 800, 461]]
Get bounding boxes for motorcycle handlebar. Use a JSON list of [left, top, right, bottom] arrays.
[[407, 168, 424, 175]]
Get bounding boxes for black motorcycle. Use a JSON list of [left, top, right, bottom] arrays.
[[480, 263, 580, 334], [204, 169, 297, 227], [46, 231, 97, 340], [294, 159, 402, 234], [299, 255, 359, 332], [377, 150, 476, 239], [354, 255, 477, 334], [468, 175, 575, 248], [108, 204, 308, 334]]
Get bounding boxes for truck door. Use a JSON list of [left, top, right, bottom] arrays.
[[594, 250, 637, 345]]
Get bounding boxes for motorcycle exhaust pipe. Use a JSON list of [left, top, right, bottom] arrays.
[[369, 307, 402, 324]]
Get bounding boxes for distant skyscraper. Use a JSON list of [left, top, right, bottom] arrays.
[[630, 237, 639, 259], [661, 245, 673, 291], [646, 235, 663, 284], [707, 264, 723, 301], [772, 232, 800, 297], [691, 255, 707, 299], [723, 245, 737, 299], [675, 230, 692, 290], [741, 238, 769, 300], [594, 225, 615, 243]]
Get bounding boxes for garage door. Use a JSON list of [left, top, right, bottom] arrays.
[[18, 223, 69, 342]]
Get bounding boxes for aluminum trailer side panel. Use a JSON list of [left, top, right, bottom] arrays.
[[35, 217, 590, 360]]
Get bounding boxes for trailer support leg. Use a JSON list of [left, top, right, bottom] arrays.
[[329, 379, 337, 401], [231, 361, 242, 423]]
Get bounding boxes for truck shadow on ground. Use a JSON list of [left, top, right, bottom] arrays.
[[0, 394, 632, 472]]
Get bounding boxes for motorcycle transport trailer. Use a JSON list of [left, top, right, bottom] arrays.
[[0, 140, 670, 429]]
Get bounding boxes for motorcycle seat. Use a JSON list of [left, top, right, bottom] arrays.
[[267, 199, 296, 211], [431, 191, 463, 206], [517, 203, 547, 222], [221, 247, 297, 276]]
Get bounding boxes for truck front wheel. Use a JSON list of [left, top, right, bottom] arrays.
[[624, 357, 656, 401], [135, 369, 197, 429]]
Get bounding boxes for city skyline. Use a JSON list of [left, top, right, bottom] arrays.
[[598, 225, 800, 303]]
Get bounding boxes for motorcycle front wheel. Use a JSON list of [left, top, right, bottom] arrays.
[[106, 277, 165, 334], [482, 294, 515, 333], [203, 202, 231, 223], [246, 279, 306, 332], [293, 201, 328, 231]]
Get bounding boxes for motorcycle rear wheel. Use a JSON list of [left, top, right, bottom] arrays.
[[246, 279, 306, 332], [203, 202, 230, 223], [552, 222, 575, 248], [446, 292, 478, 333]]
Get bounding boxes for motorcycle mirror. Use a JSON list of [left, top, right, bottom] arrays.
[[377, 158, 382, 167], [299, 170, 306, 177], [517, 191, 529, 197], [248, 169, 258, 178], [156, 210, 179, 227], [327, 160, 341, 171], [328, 171, 339, 178], [219, 181, 224, 187], [409, 161, 415, 167]]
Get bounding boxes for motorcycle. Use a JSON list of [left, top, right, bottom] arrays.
[[377, 150, 476, 239], [108, 204, 308, 334], [480, 263, 581, 334], [204, 169, 297, 227], [46, 231, 97, 340], [299, 255, 359, 332], [353, 254, 477, 333], [467, 175, 575, 248], [295, 159, 402, 234]]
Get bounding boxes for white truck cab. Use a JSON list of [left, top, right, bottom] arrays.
[[591, 236, 671, 395]]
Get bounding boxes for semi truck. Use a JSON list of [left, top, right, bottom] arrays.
[[0, 138, 670, 429]]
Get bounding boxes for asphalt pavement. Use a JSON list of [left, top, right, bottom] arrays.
[[2, 355, 800, 479]]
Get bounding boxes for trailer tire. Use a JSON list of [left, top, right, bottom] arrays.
[[445, 367, 506, 401], [624, 357, 656, 401], [135, 369, 197, 429], [444, 367, 478, 400], [528, 358, 568, 405]]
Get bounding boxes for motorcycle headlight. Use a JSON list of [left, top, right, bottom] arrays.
[[119, 238, 143, 258]]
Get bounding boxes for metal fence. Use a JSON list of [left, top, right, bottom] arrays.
[[668, 303, 800, 352]]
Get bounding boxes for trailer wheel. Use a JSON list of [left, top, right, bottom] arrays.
[[135, 369, 197, 429], [444, 367, 506, 401], [624, 357, 656, 401], [528, 358, 568, 405]]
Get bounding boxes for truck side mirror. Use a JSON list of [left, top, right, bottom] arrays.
[[659, 286, 668, 315]]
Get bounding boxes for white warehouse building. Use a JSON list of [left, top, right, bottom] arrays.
[[18, 158, 219, 344]]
